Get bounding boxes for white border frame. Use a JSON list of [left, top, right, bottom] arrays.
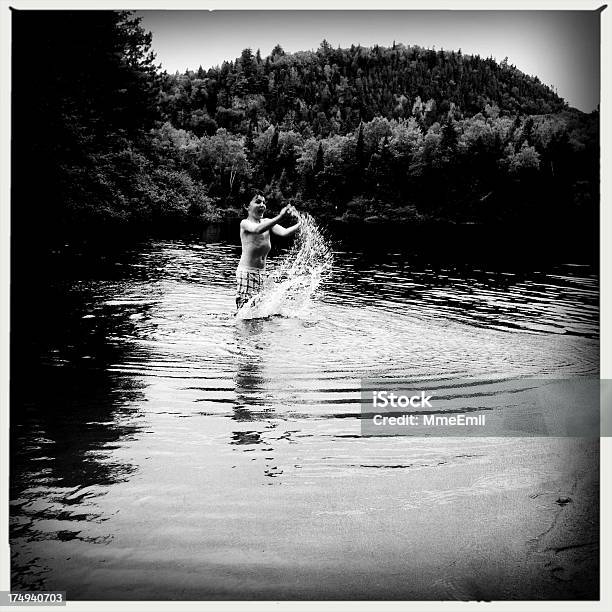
[[0, 2, 609, 611]]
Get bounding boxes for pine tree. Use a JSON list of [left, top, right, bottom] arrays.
[[441, 117, 458, 151], [356, 122, 365, 168], [270, 127, 279, 155], [245, 121, 254, 155], [240, 48, 255, 76], [271, 44, 285, 59], [314, 142, 325, 174]]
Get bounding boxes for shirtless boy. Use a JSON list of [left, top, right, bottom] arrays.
[[235, 193, 301, 310]]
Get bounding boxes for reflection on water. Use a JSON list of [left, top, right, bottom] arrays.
[[10, 234, 599, 599]]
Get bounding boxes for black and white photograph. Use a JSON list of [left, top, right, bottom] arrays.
[[2, 1, 609, 608]]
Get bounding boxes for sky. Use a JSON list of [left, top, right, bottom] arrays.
[[136, 10, 601, 112]]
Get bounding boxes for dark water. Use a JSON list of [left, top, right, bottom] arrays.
[[10, 227, 599, 599]]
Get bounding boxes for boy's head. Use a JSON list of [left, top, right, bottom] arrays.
[[245, 192, 266, 219]]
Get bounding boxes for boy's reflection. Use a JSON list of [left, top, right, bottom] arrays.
[[233, 319, 278, 424], [232, 321, 283, 479]]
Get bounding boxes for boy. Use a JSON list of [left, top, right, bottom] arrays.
[[236, 194, 301, 310]]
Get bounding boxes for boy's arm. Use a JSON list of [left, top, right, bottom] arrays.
[[271, 221, 301, 238], [241, 207, 288, 234]]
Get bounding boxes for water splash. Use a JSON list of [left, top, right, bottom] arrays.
[[237, 211, 333, 320]]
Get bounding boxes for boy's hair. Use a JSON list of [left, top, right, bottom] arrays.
[[243, 192, 265, 210], [248, 192, 265, 203]]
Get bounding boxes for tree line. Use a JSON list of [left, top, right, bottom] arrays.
[[12, 10, 598, 240]]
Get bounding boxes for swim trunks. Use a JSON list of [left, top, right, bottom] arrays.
[[235, 267, 265, 309]]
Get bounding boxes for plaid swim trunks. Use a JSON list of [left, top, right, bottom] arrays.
[[235, 267, 265, 309]]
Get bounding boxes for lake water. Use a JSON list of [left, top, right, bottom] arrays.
[[10, 226, 599, 600]]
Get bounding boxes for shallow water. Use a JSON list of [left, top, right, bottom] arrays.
[[10, 231, 599, 599]]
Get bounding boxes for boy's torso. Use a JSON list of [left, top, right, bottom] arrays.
[[239, 222, 271, 269]]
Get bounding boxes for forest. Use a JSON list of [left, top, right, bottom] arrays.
[[12, 10, 599, 239]]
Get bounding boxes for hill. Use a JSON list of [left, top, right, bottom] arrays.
[[160, 41, 568, 138]]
